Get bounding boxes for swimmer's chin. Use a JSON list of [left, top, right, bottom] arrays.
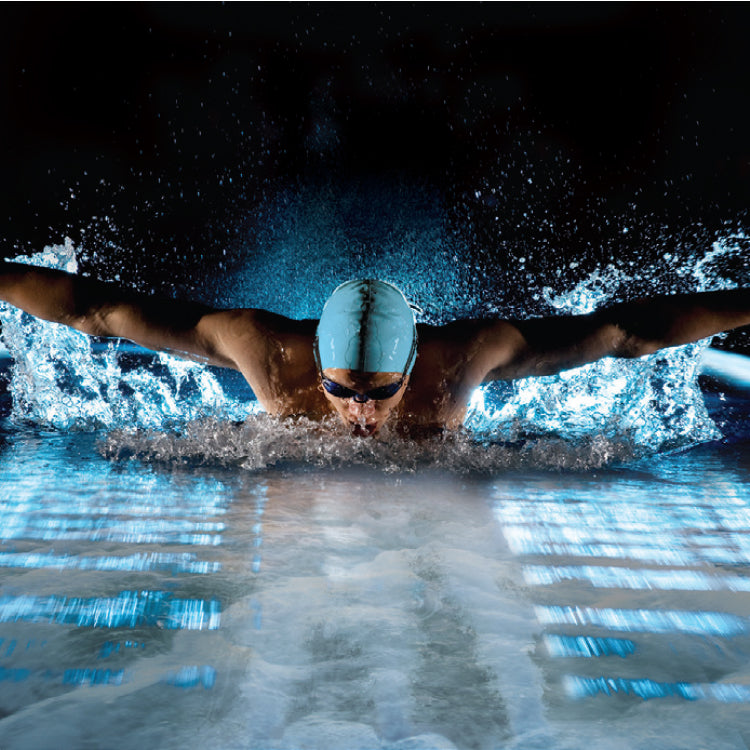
[[349, 421, 379, 438]]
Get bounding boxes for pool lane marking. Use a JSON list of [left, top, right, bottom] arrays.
[[565, 675, 750, 702], [0, 551, 220, 574], [495, 493, 750, 703], [0, 591, 221, 630], [0, 664, 217, 690], [535, 605, 746, 637], [523, 564, 750, 592]]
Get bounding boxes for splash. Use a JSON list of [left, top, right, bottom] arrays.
[[0, 240, 250, 430], [464, 253, 725, 453], [100, 415, 641, 474], [464, 339, 718, 453], [1, 236, 746, 470], [213, 179, 475, 321]]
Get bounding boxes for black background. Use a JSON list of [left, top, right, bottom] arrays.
[[1, 2, 749, 306]]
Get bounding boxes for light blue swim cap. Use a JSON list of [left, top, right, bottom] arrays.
[[316, 279, 417, 374]]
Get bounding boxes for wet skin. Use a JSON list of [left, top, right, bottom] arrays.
[[4, 262, 750, 439], [320, 368, 409, 437]]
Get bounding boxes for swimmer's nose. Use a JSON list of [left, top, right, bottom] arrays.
[[348, 399, 375, 417]]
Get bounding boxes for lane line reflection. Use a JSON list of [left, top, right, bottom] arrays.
[[565, 675, 750, 702], [524, 564, 750, 592], [543, 635, 636, 658], [0, 516, 223, 545], [0, 551, 219, 574], [0, 665, 217, 690], [536, 605, 746, 636], [494, 479, 750, 707], [0, 591, 221, 630]]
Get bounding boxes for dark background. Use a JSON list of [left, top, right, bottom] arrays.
[[1, 2, 749, 308]]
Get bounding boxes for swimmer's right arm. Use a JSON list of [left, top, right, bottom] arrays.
[[470, 287, 750, 382], [0, 261, 273, 370]]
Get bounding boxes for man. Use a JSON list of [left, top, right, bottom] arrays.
[[1, 262, 749, 437]]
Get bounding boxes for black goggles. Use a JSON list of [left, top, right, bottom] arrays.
[[321, 377, 404, 403]]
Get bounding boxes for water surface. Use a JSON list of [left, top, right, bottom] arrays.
[[0, 415, 749, 748], [1, 241, 750, 748]]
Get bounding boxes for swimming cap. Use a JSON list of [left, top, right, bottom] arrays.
[[316, 279, 417, 374]]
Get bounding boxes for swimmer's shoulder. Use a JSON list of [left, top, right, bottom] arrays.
[[413, 317, 526, 390], [415, 318, 520, 358], [208, 308, 317, 339], [205, 309, 318, 361], [200, 309, 320, 408]]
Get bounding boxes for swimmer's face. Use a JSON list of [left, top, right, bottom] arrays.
[[320, 368, 409, 437]]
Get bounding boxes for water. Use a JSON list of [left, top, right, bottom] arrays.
[[1, 240, 750, 748], [1, 430, 750, 749]]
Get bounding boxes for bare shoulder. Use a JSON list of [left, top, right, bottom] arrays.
[[398, 319, 523, 428], [416, 318, 525, 381], [418, 318, 522, 346], [196, 308, 315, 364], [199, 308, 320, 412]]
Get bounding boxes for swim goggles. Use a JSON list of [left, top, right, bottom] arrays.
[[321, 376, 405, 403]]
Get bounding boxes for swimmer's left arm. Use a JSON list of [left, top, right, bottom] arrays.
[[474, 288, 750, 381]]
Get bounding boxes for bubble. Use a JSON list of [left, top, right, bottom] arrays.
[[1, 236, 741, 468]]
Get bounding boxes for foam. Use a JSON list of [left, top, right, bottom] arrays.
[[2, 237, 749, 472]]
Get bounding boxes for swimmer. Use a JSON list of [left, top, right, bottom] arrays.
[[1, 262, 750, 437]]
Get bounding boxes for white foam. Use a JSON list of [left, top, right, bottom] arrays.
[[98, 415, 653, 474]]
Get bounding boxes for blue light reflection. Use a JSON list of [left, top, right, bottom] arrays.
[[536, 605, 746, 636], [565, 675, 750, 702], [63, 668, 126, 686], [0, 515, 223, 546], [0, 551, 219, 574], [0, 591, 221, 630], [494, 471, 750, 710], [524, 564, 750, 592], [164, 665, 217, 690], [544, 635, 636, 658]]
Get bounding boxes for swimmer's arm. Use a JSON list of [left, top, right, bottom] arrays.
[[0, 261, 276, 369], [477, 288, 750, 381]]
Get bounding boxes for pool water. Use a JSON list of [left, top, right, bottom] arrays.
[[2, 241, 750, 748], [1, 392, 750, 749]]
